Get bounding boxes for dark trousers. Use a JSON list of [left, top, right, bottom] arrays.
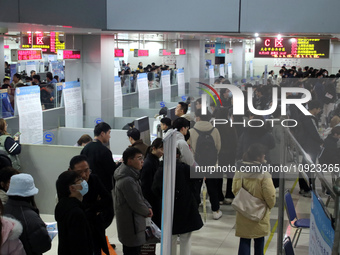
[[123, 245, 141, 255], [205, 179, 220, 212], [218, 178, 235, 201], [238, 237, 264, 255]]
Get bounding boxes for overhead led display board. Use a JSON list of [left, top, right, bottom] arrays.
[[21, 32, 65, 54], [114, 49, 124, 57], [134, 49, 149, 57], [255, 38, 330, 58], [11, 49, 42, 61], [57, 50, 81, 60]]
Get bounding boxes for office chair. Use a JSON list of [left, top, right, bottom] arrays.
[[284, 190, 310, 248], [283, 236, 295, 255]]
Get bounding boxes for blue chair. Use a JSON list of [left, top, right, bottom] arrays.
[[283, 236, 295, 255], [284, 190, 310, 248]]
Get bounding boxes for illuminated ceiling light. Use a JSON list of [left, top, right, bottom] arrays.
[[35, 31, 42, 34], [27, 31, 31, 34], [88, 32, 92, 34], [277, 34, 282, 39], [254, 33, 259, 37], [290, 38, 296, 42]]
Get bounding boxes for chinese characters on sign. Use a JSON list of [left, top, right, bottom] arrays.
[[255, 38, 330, 58]]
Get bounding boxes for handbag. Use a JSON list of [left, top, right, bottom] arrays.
[[145, 218, 161, 244], [231, 177, 267, 222]]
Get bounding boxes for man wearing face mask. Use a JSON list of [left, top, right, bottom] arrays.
[[69, 155, 114, 255], [55, 170, 93, 255]]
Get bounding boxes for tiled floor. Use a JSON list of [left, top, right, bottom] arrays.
[[42, 177, 333, 255]]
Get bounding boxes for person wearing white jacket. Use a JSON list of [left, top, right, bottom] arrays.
[[172, 118, 195, 167]]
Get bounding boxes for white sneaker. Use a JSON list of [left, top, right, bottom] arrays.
[[224, 198, 233, 205], [213, 210, 222, 220]]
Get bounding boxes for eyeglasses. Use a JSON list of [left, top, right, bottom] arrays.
[[74, 168, 92, 175], [134, 156, 144, 161]]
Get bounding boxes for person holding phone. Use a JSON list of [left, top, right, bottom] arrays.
[[0, 119, 21, 169]]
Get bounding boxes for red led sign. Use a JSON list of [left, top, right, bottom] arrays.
[[179, 49, 186, 55], [220, 49, 225, 54], [228, 49, 233, 54], [63, 50, 81, 59], [17, 50, 42, 60], [255, 37, 330, 58], [4, 45, 9, 49], [162, 50, 171, 55], [115, 49, 124, 57], [21, 32, 65, 54], [138, 50, 149, 56], [210, 49, 215, 53]]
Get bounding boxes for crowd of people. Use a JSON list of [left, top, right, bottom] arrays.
[[0, 64, 339, 255], [2, 65, 62, 111], [119, 61, 177, 92]]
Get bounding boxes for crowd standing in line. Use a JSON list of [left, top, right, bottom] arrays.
[[1, 63, 339, 255]]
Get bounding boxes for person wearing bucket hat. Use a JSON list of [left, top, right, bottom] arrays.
[[4, 173, 51, 255]]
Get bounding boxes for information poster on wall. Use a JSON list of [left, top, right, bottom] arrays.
[[114, 76, 123, 117], [63, 81, 83, 128], [209, 65, 215, 79], [161, 70, 171, 102], [309, 192, 334, 255], [114, 58, 120, 77], [10, 64, 16, 82], [15, 86, 43, 144], [177, 69, 185, 98], [219, 64, 225, 77], [26, 61, 36, 75], [0, 89, 14, 118], [137, 73, 149, 109], [250, 60, 254, 79], [228, 63, 232, 79], [51, 61, 64, 81]]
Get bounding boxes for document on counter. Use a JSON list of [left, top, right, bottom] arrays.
[[63, 81, 83, 128], [114, 76, 123, 117], [15, 86, 43, 144], [137, 73, 149, 109], [177, 69, 185, 97], [161, 70, 171, 103]]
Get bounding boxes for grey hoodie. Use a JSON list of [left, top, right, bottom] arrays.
[[114, 163, 151, 247]]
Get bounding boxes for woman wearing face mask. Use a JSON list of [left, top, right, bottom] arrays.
[[4, 173, 52, 255], [55, 170, 93, 255], [140, 138, 163, 228]]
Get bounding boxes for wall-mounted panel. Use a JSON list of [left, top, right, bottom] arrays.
[[241, 0, 340, 33], [107, 0, 239, 32], [19, 0, 106, 29], [0, 0, 19, 22]]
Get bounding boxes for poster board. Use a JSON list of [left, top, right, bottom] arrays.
[[137, 73, 149, 109], [62, 81, 83, 128], [162, 70, 171, 102], [15, 86, 43, 144], [114, 76, 123, 117]]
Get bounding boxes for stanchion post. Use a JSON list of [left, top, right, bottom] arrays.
[[332, 178, 340, 255], [277, 128, 286, 255]]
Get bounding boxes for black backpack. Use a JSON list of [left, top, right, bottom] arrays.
[[193, 128, 218, 166]]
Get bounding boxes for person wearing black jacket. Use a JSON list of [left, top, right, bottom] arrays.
[[319, 126, 340, 165], [140, 138, 163, 228], [297, 100, 323, 196], [81, 122, 117, 192], [152, 151, 203, 255], [236, 115, 275, 162], [322, 75, 337, 127], [69, 155, 114, 255], [55, 171, 93, 255]]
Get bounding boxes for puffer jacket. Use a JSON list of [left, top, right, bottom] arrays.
[[1, 216, 26, 255], [4, 198, 51, 255], [114, 163, 151, 247], [232, 161, 276, 239]]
